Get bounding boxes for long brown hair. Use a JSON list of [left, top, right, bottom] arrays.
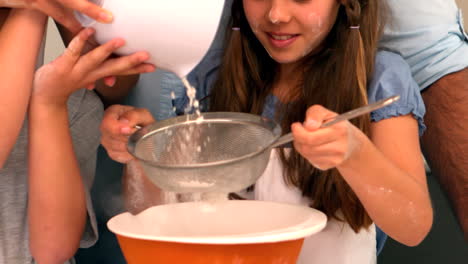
[[210, 0, 386, 232]]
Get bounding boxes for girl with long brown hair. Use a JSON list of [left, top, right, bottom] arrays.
[[102, 0, 433, 262]]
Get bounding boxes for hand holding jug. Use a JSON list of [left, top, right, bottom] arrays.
[[75, 0, 225, 78]]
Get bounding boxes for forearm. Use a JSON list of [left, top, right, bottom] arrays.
[[28, 102, 87, 264], [337, 135, 432, 246], [0, 9, 46, 167]]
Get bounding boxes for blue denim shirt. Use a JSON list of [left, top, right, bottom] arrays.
[[380, 0, 468, 89]]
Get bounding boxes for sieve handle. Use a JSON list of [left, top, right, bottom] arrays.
[[270, 133, 295, 148], [270, 95, 400, 148]]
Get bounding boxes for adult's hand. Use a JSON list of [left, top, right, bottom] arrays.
[[100, 105, 156, 163], [0, 0, 113, 33]]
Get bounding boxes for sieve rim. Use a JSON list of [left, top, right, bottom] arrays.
[[127, 112, 282, 169]]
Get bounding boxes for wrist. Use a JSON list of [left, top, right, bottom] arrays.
[[337, 128, 370, 172], [30, 96, 68, 113]]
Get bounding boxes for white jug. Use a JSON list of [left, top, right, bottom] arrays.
[[75, 0, 225, 77]]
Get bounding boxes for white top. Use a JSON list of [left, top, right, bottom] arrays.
[[253, 150, 376, 264]]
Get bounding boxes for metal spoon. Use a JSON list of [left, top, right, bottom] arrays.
[[270, 95, 401, 148]]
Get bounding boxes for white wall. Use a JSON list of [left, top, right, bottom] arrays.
[[44, 18, 64, 64]]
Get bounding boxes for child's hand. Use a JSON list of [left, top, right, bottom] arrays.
[[32, 27, 155, 107], [291, 105, 365, 170], [100, 105, 155, 163]]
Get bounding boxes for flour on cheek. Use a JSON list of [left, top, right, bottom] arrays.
[[300, 12, 327, 58]]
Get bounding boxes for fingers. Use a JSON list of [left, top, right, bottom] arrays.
[[62, 27, 95, 65], [119, 108, 156, 134], [101, 105, 136, 134], [59, 0, 113, 23], [100, 106, 156, 164], [53, 9, 83, 33], [73, 38, 154, 87], [2, 0, 28, 8], [101, 136, 134, 163], [100, 105, 137, 163], [304, 105, 337, 131], [76, 37, 126, 72], [291, 122, 339, 147], [293, 139, 345, 170], [100, 105, 136, 139], [291, 105, 354, 170], [32, 0, 82, 32], [294, 137, 337, 170], [110, 62, 156, 76], [91, 52, 155, 77]]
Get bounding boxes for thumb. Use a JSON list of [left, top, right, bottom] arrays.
[[101, 105, 136, 135], [53, 9, 83, 34], [104, 105, 136, 121], [119, 108, 156, 134], [304, 105, 334, 131]]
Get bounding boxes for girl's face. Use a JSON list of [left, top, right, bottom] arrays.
[[243, 0, 340, 65]]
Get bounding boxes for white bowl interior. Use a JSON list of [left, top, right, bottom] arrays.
[[108, 200, 327, 244]]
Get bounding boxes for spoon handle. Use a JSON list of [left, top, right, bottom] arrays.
[[321, 95, 400, 127], [271, 95, 400, 148]]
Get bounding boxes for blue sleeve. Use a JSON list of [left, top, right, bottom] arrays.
[[368, 51, 426, 136], [158, 48, 223, 118]]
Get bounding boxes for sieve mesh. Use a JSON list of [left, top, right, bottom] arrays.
[[135, 119, 276, 166], [127, 112, 282, 193]]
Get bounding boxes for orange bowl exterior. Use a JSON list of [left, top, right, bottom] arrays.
[[116, 234, 304, 264]]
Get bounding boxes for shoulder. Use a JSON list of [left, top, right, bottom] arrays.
[[369, 51, 416, 102], [373, 51, 412, 80], [167, 48, 224, 115], [187, 48, 224, 89], [368, 51, 426, 135]]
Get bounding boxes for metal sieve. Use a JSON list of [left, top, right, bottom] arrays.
[[128, 95, 400, 193], [128, 112, 282, 193]]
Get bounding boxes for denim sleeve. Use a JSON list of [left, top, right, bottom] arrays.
[[368, 51, 426, 136], [158, 70, 185, 120], [158, 48, 223, 117]]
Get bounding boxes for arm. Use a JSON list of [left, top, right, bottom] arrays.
[[292, 109, 432, 246], [337, 115, 432, 246], [29, 95, 87, 264], [99, 106, 163, 213], [28, 28, 152, 264], [0, 8, 47, 168]]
